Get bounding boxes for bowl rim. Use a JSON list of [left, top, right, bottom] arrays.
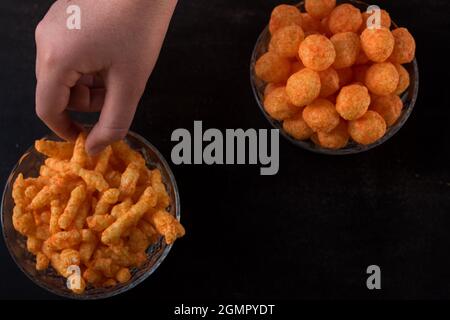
[[250, 0, 420, 155], [1, 130, 181, 300]]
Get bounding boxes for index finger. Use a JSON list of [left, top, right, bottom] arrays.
[[35, 69, 81, 141], [85, 71, 145, 155]]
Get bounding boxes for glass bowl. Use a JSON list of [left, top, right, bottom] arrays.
[[1, 130, 181, 299], [250, 0, 419, 155]]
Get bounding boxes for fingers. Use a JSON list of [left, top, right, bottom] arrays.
[[67, 85, 105, 112], [35, 73, 81, 142], [68, 75, 106, 112], [85, 71, 146, 155]]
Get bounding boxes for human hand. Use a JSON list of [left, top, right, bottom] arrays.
[[35, 0, 177, 154]]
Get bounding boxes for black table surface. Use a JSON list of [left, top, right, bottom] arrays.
[[0, 0, 449, 300]]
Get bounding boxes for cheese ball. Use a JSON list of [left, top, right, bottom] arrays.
[[263, 87, 298, 121], [286, 68, 321, 107], [355, 49, 369, 65], [353, 65, 370, 84], [365, 62, 399, 95], [316, 119, 349, 149], [394, 64, 410, 96], [330, 32, 361, 69], [269, 5, 303, 35], [301, 13, 322, 35], [370, 94, 403, 126], [298, 34, 336, 71], [318, 68, 340, 98], [328, 4, 363, 34], [302, 98, 340, 132], [305, 0, 336, 20], [291, 60, 305, 74], [321, 17, 332, 37], [348, 110, 386, 144], [264, 83, 284, 97], [336, 84, 371, 120], [336, 67, 353, 87], [360, 9, 391, 32], [282, 112, 314, 140], [360, 27, 395, 62], [389, 28, 416, 64], [270, 25, 305, 58], [255, 52, 291, 83]]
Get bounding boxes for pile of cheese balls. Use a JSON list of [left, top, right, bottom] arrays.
[[255, 0, 416, 149]]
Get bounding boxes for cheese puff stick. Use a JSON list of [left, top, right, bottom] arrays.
[[115, 268, 131, 284], [39, 165, 57, 178], [91, 196, 98, 212], [94, 146, 112, 174], [24, 185, 40, 200], [12, 174, 27, 206], [87, 215, 116, 232], [58, 184, 87, 229], [111, 140, 145, 167], [40, 210, 51, 225], [91, 257, 115, 277], [36, 252, 50, 271], [13, 175, 45, 207], [27, 236, 43, 255], [103, 279, 118, 287], [134, 252, 148, 268], [128, 227, 149, 253], [83, 268, 104, 285], [151, 169, 170, 209], [41, 239, 55, 259], [48, 230, 81, 250], [79, 229, 98, 265], [119, 162, 141, 198], [71, 278, 87, 295], [94, 188, 120, 215], [51, 253, 70, 277], [45, 158, 73, 175], [137, 220, 159, 244], [110, 198, 133, 219], [104, 170, 121, 188], [13, 206, 36, 236], [148, 210, 185, 245], [73, 198, 91, 230], [49, 200, 63, 234], [35, 225, 51, 241], [102, 187, 157, 245], [71, 164, 109, 192], [60, 249, 81, 268], [108, 244, 137, 267], [49, 177, 82, 198], [32, 210, 42, 227], [92, 244, 109, 260], [28, 185, 53, 210], [71, 132, 89, 168], [35, 139, 74, 160]]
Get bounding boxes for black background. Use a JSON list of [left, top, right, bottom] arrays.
[[0, 0, 449, 300]]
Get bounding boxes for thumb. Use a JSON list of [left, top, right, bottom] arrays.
[[85, 71, 146, 155]]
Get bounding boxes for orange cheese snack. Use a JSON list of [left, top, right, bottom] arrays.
[[11, 132, 185, 294]]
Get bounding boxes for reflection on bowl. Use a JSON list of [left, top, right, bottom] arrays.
[[1, 130, 180, 299], [250, 0, 419, 155]]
